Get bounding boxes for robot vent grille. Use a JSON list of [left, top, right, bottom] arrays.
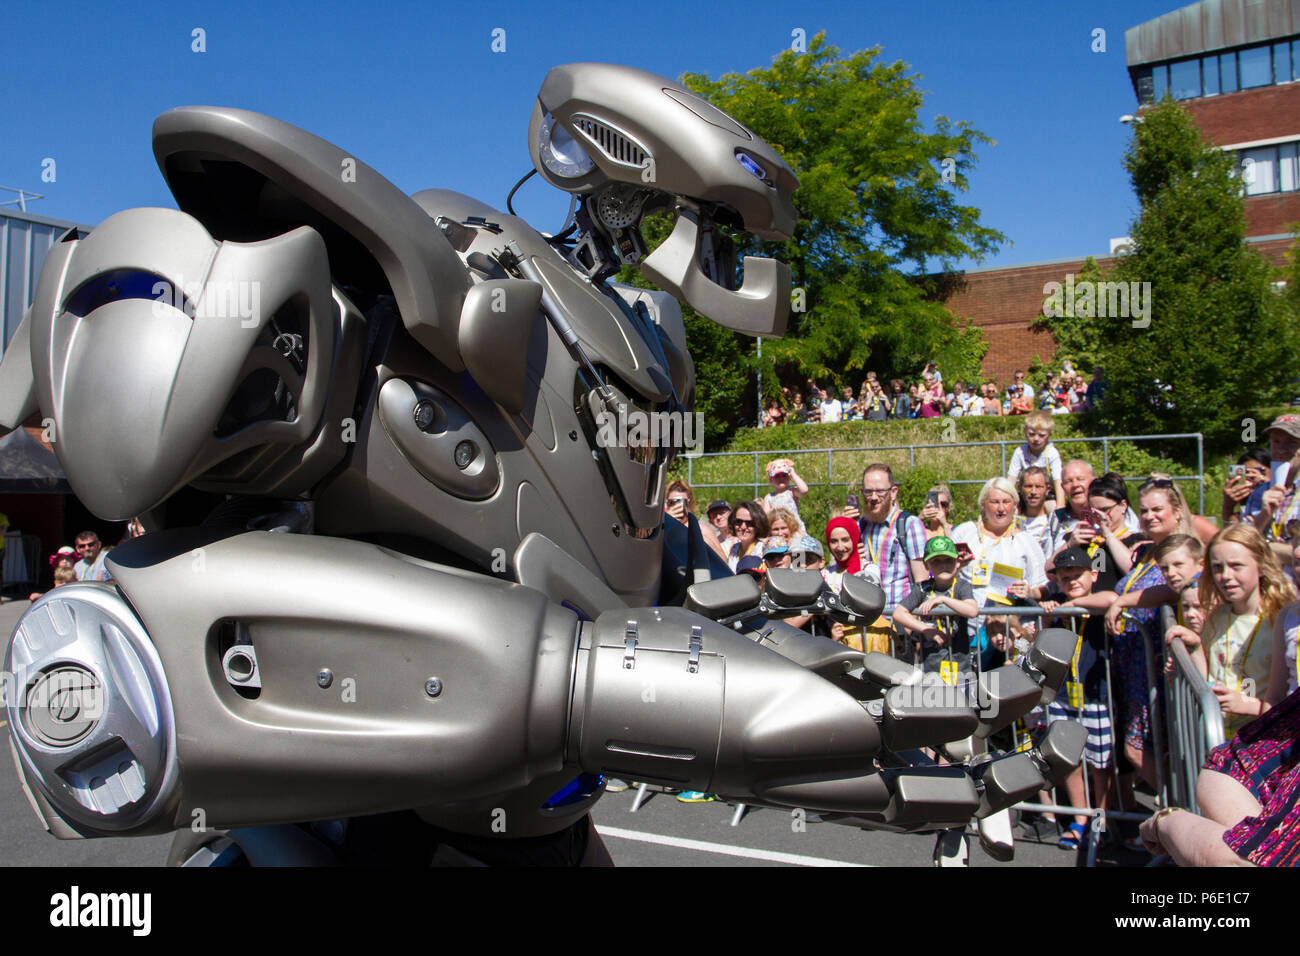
[[571, 114, 650, 170]]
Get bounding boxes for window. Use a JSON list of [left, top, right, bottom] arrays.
[[1136, 67, 1155, 104], [1237, 142, 1300, 196], [1281, 142, 1299, 193], [1202, 54, 1220, 95], [1221, 51, 1239, 92], [1241, 147, 1277, 195], [1275, 42, 1293, 84], [1293, 40, 1300, 81], [1152, 63, 1169, 100], [1240, 46, 1271, 88], [1170, 58, 1201, 99]]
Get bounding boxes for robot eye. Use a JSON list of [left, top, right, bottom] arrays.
[[537, 112, 595, 179], [735, 152, 767, 181]]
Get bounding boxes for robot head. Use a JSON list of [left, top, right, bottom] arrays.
[[25, 207, 338, 520], [529, 63, 799, 338]]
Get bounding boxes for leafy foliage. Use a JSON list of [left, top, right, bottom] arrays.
[[1085, 100, 1299, 446], [662, 35, 1003, 436]]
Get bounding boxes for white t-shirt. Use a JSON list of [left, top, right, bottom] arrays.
[[951, 520, 1047, 620], [819, 399, 842, 423], [1007, 443, 1062, 482], [1017, 512, 1053, 560]]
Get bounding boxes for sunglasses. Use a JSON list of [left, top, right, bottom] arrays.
[[1140, 478, 1175, 491], [732, 518, 755, 528]]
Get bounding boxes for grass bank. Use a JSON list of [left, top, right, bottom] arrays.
[[674, 408, 1291, 530]]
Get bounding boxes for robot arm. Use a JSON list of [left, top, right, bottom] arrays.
[[7, 530, 1082, 840]]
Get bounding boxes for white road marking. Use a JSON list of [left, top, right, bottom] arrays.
[[596, 824, 870, 867]]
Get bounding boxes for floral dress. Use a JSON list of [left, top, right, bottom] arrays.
[[1112, 543, 1166, 750]]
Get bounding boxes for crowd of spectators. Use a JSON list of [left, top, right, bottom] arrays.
[[662, 412, 1300, 866], [760, 360, 1107, 427]]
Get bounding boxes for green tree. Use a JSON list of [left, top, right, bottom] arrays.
[[1031, 255, 1106, 373], [678, 34, 1003, 411], [1087, 99, 1298, 445]]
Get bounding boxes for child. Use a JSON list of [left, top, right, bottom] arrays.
[[1007, 411, 1065, 507], [1037, 546, 1120, 849], [1106, 533, 1204, 626], [891, 537, 978, 682], [762, 458, 808, 532], [1167, 524, 1294, 737]]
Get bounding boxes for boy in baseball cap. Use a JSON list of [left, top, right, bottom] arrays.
[[890, 536, 978, 683]]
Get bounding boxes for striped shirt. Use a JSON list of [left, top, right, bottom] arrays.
[[857, 508, 926, 614]]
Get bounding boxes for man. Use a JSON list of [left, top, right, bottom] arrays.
[[704, 500, 731, 542], [72, 531, 112, 582], [818, 388, 843, 424], [1046, 460, 1097, 561], [1246, 415, 1300, 532], [864, 380, 890, 422], [843, 464, 927, 616]]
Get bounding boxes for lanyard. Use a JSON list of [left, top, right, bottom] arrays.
[[1120, 557, 1157, 596], [1227, 613, 1263, 692], [975, 519, 1016, 570], [1271, 487, 1300, 540], [864, 510, 901, 572]]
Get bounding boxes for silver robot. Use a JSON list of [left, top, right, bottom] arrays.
[[0, 63, 1084, 866]]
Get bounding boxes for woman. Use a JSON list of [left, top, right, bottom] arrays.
[[1015, 466, 1054, 559], [720, 500, 768, 572], [1167, 524, 1293, 738], [767, 507, 801, 543], [889, 379, 911, 420], [665, 479, 730, 563], [1082, 472, 1144, 583], [919, 483, 954, 541], [982, 382, 1003, 417], [1104, 477, 1192, 789], [917, 372, 944, 418], [823, 517, 872, 651], [952, 477, 1049, 618]]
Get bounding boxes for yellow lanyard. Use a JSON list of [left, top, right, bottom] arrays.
[[1272, 488, 1300, 540], [864, 510, 901, 568], [975, 519, 1016, 570], [1227, 613, 1263, 692], [1120, 557, 1157, 597]]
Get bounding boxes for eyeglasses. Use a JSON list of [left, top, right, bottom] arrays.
[[860, 487, 892, 498]]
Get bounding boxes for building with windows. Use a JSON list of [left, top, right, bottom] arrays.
[[934, 0, 1298, 384], [1126, 0, 1300, 240]]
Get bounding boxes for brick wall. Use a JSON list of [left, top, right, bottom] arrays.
[[937, 236, 1293, 385]]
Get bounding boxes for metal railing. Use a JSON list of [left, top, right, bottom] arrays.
[[686, 432, 1205, 514], [1160, 606, 1226, 814]]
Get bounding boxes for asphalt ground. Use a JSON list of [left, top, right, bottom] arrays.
[[0, 597, 1147, 868]]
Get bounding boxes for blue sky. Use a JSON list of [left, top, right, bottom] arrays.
[[3, 0, 1185, 270]]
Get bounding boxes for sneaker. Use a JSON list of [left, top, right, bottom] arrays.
[[603, 777, 630, 793], [676, 791, 715, 803], [1020, 815, 1059, 842]]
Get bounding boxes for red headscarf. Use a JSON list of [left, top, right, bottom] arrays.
[[824, 517, 862, 574]]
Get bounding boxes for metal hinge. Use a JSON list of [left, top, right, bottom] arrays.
[[623, 621, 638, 669], [686, 625, 703, 674]]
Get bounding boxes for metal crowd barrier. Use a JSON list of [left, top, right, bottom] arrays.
[[1159, 606, 1225, 814]]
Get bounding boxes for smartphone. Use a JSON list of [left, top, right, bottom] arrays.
[[925, 491, 940, 509], [1228, 465, 1245, 479], [955, 543, 974, 562], [846, 492, 860, 511], [1084, 508, 1105, 527]]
